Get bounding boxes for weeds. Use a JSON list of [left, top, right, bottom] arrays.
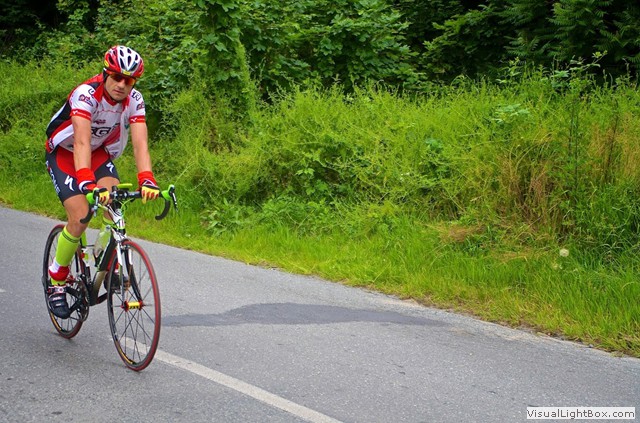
[[1, 60, 638, 356]]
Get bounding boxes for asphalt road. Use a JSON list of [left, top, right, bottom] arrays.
[[0, 205, 638, 423]]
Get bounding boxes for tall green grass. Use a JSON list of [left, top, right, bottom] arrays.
[[1, 60, 638, 357]]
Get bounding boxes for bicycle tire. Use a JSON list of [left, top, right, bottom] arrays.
[[42, 225, 87, 338], [106, 240, 161, 371]]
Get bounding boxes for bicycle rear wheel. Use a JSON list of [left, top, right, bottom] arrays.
[[106, 240, 161, 371], [42, 224, 88, 338]]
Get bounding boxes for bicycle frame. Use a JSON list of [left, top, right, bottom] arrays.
[[79, 202, 125, 307], [79, 183, 176, 306]]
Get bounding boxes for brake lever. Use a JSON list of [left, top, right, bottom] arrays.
[[155, 185, 177, 221], [80, 191, 99, 224], [169, 186, 178, 211]]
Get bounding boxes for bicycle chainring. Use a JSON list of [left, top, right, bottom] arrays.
[[68, 278, 90, 321]]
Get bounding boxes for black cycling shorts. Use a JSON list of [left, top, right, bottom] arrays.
[[45, 147, 120, 203]]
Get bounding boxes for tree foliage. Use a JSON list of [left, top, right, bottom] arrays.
[[239, 0, 420, 95], [421, 2, 513, 79], [0, 0, 61, 56], [502, 0, 556, 64], [552, 0, 640, 72], [0, 0, 637, 103]]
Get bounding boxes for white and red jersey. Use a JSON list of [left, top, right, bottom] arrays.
[[45, 73, 146, 159]]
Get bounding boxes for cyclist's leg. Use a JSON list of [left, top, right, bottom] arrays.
[[97, 175, 119, 193], [94, 175, 117, 261], [42, 224, 86, 336], [46, 149, 90, 277], [49, 197, 88, 302], [46, 148, 119, 274], [93, 155, 121, 289], [50, 197, 86, 280], [47, 199, 87, 318], [45, 149, 90, 317], [94, 147, 120, 190], [95, 148, 120, 223], [95, 159, 120, 238]]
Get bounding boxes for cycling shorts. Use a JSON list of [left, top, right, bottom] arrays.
[[45, 147, 120, 203]]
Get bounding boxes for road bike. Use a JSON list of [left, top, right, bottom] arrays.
[[41, 183, 177, 371]]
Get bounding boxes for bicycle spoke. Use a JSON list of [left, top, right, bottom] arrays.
[[107, 240, 161, 371]]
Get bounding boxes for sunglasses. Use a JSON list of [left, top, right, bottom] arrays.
[[106, 70, 137, 86]]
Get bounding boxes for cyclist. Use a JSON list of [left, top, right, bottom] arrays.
[[45, 45, 161, 318]]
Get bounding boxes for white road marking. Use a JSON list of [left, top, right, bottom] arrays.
[[154, 349, 344, 423], [0, 289, 5, 293]]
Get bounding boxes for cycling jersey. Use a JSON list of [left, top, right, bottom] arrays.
[[45, 73, 146, 160]]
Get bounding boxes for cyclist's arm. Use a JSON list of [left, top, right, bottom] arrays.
[[72, 115, 93, 171], [130, 121, 153, 173]]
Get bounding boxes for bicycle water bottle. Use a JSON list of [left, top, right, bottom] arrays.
[[93, 226, 110, 264], [81, 247, 91, 266], [94, 269, 107, 289]]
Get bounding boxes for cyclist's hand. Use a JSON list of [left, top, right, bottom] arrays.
[[87, 184, 110, 205], [141, 183, 160, 204], [138, 170, 160, 204], [77, 167, 110, 205]]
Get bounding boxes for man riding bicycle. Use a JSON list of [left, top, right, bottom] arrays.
[[45, 45, 161, 318]]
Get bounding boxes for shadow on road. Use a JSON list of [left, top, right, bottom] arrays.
[[163, 303, 449, 328]]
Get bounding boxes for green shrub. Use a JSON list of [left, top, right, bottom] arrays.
[[3, 59, 639, 355]]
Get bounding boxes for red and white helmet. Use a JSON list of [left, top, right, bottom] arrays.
[[103, 45, 144, 78]]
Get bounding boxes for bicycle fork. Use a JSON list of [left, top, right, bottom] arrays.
[[107, 233, 145, 310]]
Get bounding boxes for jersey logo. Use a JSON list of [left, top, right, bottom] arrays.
[[47, 161, 61, 194], [92, 122, 119, 138], [64, 175, 75, 192], [78, 94, 94, 107], [92, 127, 113, 137], [70, 109, 91, 120]]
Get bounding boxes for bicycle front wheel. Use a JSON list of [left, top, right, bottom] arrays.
[[42, 224, 88, 338], [106, 240, 161, 371]]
